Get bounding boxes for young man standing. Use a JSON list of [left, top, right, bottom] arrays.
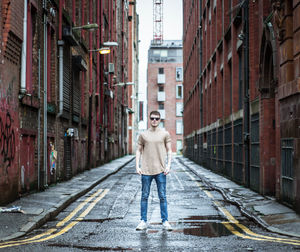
[[135, 111, 172, 231]]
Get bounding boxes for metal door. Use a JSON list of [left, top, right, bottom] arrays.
[[281, 139, 294, 205], [250, 113, 260, 192], [20, 135, 35, 192], [233, 119, 243, 183]]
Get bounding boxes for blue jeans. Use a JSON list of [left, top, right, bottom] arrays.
[[141, 172, 168, 222]]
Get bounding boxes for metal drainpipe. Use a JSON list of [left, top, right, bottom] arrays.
[[57, 0, 63, 117], [199, 0, 203, 129], [38, 49, 41, 190], [243, 0, 250, 187], [43, 1, 48, 188], [57, 42, 64, 117], [20, 0, 28, 93]]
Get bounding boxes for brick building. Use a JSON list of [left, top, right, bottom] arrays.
[[183, 0, 300, 212], [127, 1, 139, 154], [0, 0, 137, 205], [147, 40, 184, 153]]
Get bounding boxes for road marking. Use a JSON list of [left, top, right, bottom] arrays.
[[172, 171, 185, 190], [181, 164, 300, 245], [223, 222, 300, 245], [57, 188, 103, 227], [0, 189, 109, 249]]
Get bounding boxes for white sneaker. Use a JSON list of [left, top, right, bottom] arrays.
[[162, 221, 172, 231], [136, 220, 147, 230]]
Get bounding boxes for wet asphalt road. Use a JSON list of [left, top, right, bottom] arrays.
[[1, 158, 299, 251]]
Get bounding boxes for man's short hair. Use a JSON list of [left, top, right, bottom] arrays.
[[149, 111, 161, 118]]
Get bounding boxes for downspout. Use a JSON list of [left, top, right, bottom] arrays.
[[243, 0, 250, 187], [100, 0, 104, 125], [199, 0, 203, 129], [20, 0, 28, 93], [96, 0, 100, 129], [43, 1, 48, 187], [57, 0, 63, 117], [38, 49, 41, 190], [88, 0, 93, 166]]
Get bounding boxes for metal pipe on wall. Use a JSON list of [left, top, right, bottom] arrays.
[[38, 49, 41, 190], [43, 0, 48, 187], [20, 0, 28, 93], [57, 0, 63, 117], [243, 0, 250, 187]]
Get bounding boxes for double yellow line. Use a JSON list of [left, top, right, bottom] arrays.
[[184, 169, 300, 246], [0, 188, 109, 249]]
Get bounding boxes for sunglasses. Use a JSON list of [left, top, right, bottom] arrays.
[[150, 117, 160, 121]]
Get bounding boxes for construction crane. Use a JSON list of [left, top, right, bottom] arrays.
[[153, 0, 163, 45]]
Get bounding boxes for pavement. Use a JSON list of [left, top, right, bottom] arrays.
[[0, 155, 135, 242], [0, 154, 300, 243]]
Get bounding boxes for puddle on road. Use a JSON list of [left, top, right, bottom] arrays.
[[177, 216, 232, 237], [181, 222, 231, 237]]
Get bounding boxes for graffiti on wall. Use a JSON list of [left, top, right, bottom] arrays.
[[0, 112, 16, 175], [0, 76, 16, 111]]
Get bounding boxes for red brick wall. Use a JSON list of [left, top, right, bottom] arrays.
[[0, 0, 23, 204]]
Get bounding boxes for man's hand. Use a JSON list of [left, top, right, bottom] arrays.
[[136, 167, 142, 175], [164, 165, 170, 175]]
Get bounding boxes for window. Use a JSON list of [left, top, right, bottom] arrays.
[[139, 101, 144, 121], [159, 67, 164, 74], [47, 25, 54, 102], [176, 67, 183, 81], [161, 50, 167, 57], [176, 102, 183, 116], [176, 85, 183, 99], [26, 4, 37, 93], [176, 140, 183, 153], [72, 69, 80, 123], [238, 51, 243, 109], [153, 50, 160, 55], [176, 121, 183, 134], [158, 86, 164, 91], [158, 103, 164, 109], [159, 121, 165, 128]]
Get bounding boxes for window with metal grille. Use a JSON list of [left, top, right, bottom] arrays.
[[63, 46, 71, 116], [4, 31, 22, 66], [238, 51, 243, 109], [72, 70, 80, 123]]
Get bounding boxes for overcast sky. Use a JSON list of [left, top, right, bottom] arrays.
[[136, 0, 183, 94]]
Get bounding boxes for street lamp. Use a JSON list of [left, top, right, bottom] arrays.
[[88, 41, 118, 55], [72, 23, 99, 31], [112, 82, 135, 87]]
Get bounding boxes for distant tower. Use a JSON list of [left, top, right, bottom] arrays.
[[153, 0, 163, 45]]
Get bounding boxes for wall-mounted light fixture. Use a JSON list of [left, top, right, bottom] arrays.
[[112, 82, 135, 87], [89, 41, 118, 55], [72, 23, 99, 31]]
